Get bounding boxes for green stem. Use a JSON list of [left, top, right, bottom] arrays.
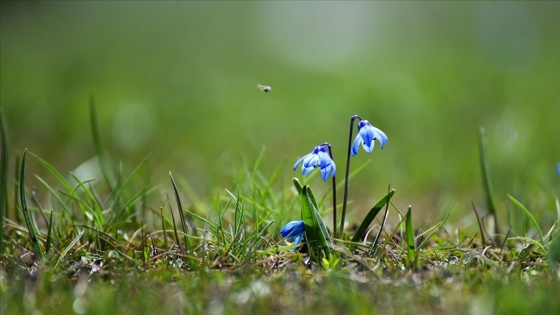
[[340, 115, 361, 237]]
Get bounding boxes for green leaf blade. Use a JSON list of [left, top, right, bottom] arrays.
[[351, 189, 395, 242], [405, 205, 416, 269]]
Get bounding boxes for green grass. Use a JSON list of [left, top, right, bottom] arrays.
[[2, 3, 560, 313], [1, 105, 560, 315]]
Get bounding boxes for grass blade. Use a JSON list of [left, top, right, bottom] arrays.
[[405, 205, 416, 269], [479, 127, 500, 238], [70, 173, 105, 228], [351, 189, 395, 242], [507, 236, 546, 253], [548, 232, 560, 275], [178, 178, 205, 215], [107, 178, 153, 228], [29, 152, 75, 192], [168, 203, 182, 251], [90, 94, 116, 190], [471, 200, 487, 246], [45, 210, 54, 255], [235, 192, 245, 238], [20, 149, 45, 259], [371, 185, 393, 250], [34, 175, 72, 220], [170, 172, 189, 251], [556, 197, 560, 226], [160, 207, 168, 249], [0, 107, 8, 255], [508, 194, 544, 243], [417, 211, 452, 250], [30, 152, 88, 215], [251, 146, 265, 194], [184, 208, 217, 232], [53, 229, 84, 270], [106, 154, 151, 210], [12, 154, 21, 223]]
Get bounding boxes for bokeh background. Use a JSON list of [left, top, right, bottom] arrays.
[[1, 1, 559, 226]]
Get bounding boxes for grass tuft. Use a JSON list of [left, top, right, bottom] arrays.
[[19, 149, 45, 260]]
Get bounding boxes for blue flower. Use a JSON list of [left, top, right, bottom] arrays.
[[557, 162, 560, 177], [281, 220, 305, 246], [293, 145, 336, 181], [351, 120, 388, 156]]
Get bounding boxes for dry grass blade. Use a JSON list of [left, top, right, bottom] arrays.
[[471, 200, 487, 246]]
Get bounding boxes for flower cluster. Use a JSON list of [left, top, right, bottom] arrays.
[[283, 115, 388, 246]]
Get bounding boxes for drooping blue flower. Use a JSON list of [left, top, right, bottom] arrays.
[[557, 162, 560, 177], [280, 220, 305, 246], [351, 120, 388, 156], [293, 145, 336, 181]]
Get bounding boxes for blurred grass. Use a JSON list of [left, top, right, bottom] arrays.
[[3, 268, 560, 315], [1, 1, 559, 224]]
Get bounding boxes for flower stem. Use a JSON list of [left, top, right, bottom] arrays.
[[340, 115, 361, 237], [321, 142, 337, 238]]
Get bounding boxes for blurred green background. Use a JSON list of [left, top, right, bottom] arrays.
[[1, 1, 559, 224]]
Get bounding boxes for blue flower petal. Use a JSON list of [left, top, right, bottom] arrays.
[[372, 127, 388, 149], [318, 151, 336, 181], [303, 154, 320, 168], [361, 125, 375, 150], [361, 131, 375, 153], [351, 134, 361, 156], [293, 234, 303, 246], [321, 161, 334, 181], [320, 165, 330, 181], [328, 164, 336, 180], [293, 155, 307, 171], [302, 165, 315, 175]]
